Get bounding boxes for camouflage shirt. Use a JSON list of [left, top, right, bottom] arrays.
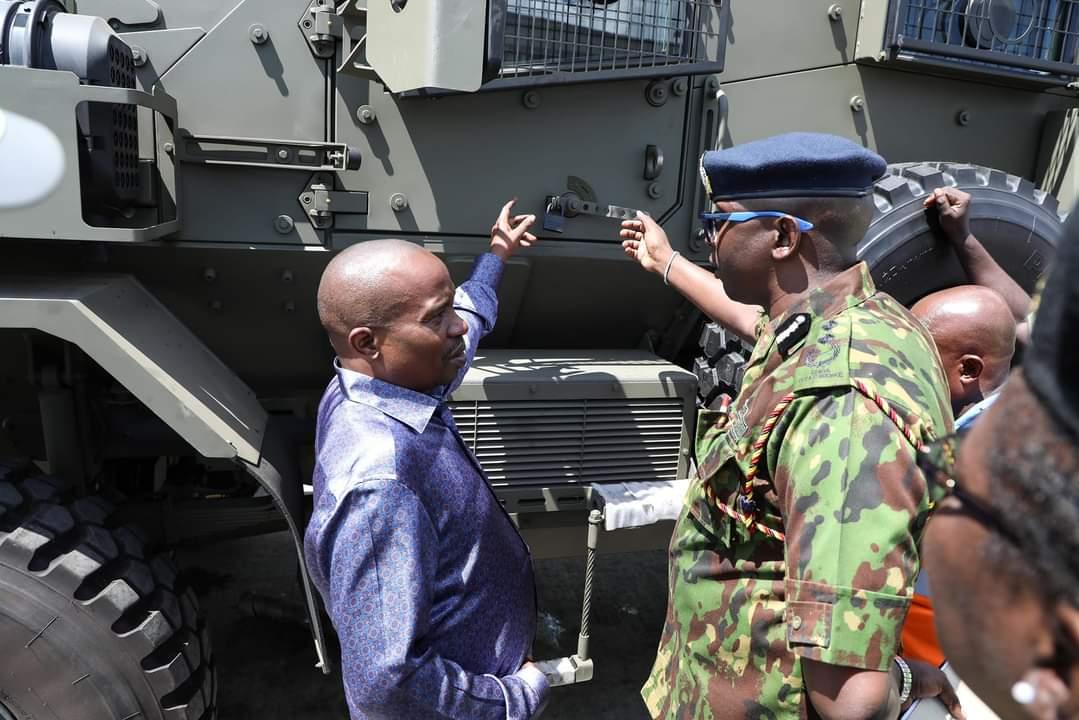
[[642, 262, 953, 719]]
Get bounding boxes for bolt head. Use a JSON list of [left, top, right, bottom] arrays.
[[281, 270, 295, 282], [849, 95, 866, 111], [209, 299, 224, 313], [277, 148, 290, 161], [162, 142, 174, 154], [357, 105, 376, 124], [390, 193, 409, 212], [522, 91, 541, 109], [249, 24, 269, 44], [647, 182, 663, 199], [283, 300, 296, 313], [828, 3, 842, 20], [203, 267, 217, 282], [956, 110, 971, 126], [131, 46, 147, 67], [672, 78, 689, 96], [274, 215, 295, 234]]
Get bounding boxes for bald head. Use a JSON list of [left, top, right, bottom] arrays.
[[317, 239, 438, 352], [913, 285, 1016, 413], [317, 239, 468, 392]]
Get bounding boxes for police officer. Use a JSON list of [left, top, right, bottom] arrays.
[[620, 133, 963, 720]]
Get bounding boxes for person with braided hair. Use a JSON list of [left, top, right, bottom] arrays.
[[620, 133, 961, 720], [921, 213, 1079, 720]]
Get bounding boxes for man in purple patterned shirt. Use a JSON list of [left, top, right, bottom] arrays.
[[305, 200, 547, 719]]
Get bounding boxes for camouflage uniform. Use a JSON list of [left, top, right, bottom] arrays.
[[641, 262, 953, 719]]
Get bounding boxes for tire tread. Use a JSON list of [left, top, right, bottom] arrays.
[[0, 474, 216, 719]]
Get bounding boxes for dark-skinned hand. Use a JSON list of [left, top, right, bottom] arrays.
[[924, 187, 973, 244]]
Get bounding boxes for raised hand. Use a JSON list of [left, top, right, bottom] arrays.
[[924, 187, 972, 243], [620, 211, 674, 275], [490, 199, 538, 261]]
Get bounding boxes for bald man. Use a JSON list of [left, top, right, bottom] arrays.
[[304, 201, 549, 720], [895, 285, 1019, 686], [913, 284, 1017, 429]]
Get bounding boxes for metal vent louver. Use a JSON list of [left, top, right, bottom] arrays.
[[449, 397, 685, 486]]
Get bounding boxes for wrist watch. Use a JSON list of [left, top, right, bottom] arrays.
[[894, 656, 913, 705]]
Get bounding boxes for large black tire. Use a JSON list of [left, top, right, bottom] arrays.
[[863, 162, 1063, 303], [0, 459, 216, 720], [692, 162, 1065, 404]]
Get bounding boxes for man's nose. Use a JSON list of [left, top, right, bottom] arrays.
[[451, 312, 468, 337]]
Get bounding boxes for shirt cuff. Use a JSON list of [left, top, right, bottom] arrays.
[[472, 252, 505, 289], [785, 578, 911, 672], [511, 663, 550, 713]]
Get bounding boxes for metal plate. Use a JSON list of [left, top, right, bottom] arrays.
[[366, 0, 487, 92]]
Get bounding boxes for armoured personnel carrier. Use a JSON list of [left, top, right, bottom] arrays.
[[0, 0, 1073, 717]]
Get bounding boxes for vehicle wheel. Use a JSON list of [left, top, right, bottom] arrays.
[[689, 162, 1065, 403], [0, 459, 216, 720], [693, 322, 751, 408], [863, 162, 1063, 304]]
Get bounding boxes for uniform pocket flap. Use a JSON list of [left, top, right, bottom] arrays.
[[786, 601, 832, 649]]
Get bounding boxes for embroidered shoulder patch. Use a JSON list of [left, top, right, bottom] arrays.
[[777, 313, 812, 358]]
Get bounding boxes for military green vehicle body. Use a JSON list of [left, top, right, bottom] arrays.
[[0, 0, 1075, 717]]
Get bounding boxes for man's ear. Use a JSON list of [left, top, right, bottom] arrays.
[[959, 354, 984, 384], [771, 216, 803, 261], [1058, 604, 1079, 715], [347, 326, 380, 360]]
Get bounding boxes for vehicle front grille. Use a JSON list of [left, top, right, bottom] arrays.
[[448, 397, 686, 487]]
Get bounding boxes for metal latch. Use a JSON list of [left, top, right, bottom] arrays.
[[300, 174, 369, 230], [179, 134, 361, 172], [543, 192, 640, 234]]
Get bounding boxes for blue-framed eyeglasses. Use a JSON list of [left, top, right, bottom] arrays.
[[699, 211, 815, 237]]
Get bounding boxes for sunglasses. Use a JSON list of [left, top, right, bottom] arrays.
[[699, 211, 815, 240], [916, 429, 1020, 545]]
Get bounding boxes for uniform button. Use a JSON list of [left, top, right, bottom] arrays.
[[791, 615, 803, 630]]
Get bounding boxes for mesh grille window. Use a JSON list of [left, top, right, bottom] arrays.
[[496, 0, 727, 85], [891, 0, 1079, 80]]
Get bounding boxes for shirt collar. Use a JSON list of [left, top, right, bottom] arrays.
[[955, 385, 1004, 430], [768, 261, 876, 331], [334, 360, 439, 433]]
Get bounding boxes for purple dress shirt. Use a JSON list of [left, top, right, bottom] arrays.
[[304, 253, 548, 719]]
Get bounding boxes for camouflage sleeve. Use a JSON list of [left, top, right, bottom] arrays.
[[773, 389, 927, 672]]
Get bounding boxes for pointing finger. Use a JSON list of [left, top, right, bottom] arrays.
[[498, 198, 517, 228]]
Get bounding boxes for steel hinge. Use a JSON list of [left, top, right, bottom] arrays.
[[301, 0, 342, 58], [299, 173, 369, 229]]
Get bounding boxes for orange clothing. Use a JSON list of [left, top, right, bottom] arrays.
[[901, 593, 945, 667]]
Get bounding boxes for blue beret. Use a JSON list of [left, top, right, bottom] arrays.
[[699, 132, 887, 202]]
